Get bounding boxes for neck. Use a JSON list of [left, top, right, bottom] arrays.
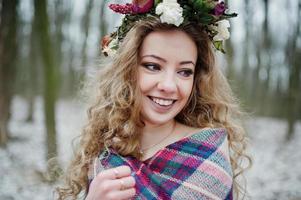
[[142, 120, 175, 135], [140, 120, 176, 149]]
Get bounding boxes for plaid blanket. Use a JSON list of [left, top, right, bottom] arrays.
[[89, 128, 233, 200]]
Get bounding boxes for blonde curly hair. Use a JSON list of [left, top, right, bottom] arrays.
[[57, 17, 251, 199]]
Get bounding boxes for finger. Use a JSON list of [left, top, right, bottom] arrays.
[[97, 165, 131, 180], [111, 166, 132, 179], [107, 188, 136, 200], [102, 176, 136, 191], [117, 176, 136, 190]]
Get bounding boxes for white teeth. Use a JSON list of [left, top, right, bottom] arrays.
[[151, 97, 174, 106]]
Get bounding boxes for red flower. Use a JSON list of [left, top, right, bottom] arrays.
[[109, 0, 154, 14], [101, 35, 112, 49], [133, 0, 154, 13], [109, 3, 135, 14]]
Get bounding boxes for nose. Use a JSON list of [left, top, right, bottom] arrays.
[[157, 71, 177, 93]]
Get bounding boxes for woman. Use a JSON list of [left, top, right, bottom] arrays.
[[57, 1, 250, 199]]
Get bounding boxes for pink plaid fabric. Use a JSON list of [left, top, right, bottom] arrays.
[[89, 128, 233, 200]]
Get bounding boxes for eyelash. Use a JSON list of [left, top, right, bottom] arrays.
[[179, 69, 194, 77], [142, 63, 160, 71], [141, 63, 194, 77]]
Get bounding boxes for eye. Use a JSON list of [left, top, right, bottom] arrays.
[[141, 63, 161, 71], [178, 69, 194, 77]]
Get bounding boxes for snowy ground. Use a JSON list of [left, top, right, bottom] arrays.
[[0, 96, 301, 200]]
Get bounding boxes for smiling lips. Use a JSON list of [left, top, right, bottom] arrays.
[[148, 96, 176, 106]]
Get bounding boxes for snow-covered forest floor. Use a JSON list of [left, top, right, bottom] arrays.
[[0, 96, 301, 200]]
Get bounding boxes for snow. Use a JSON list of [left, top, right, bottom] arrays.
[[0, 96, 301, 200], [245, 118, 301, 199]]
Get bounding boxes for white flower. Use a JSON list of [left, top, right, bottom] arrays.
[[155, 0, 184, 27], [211, 19, 231, 41], [102, 38, 118, 57], [108, 38, 118, 48]]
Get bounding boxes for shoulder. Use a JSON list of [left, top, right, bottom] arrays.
[[175, 123, 203, 137], [179, 124, 229, 156], [176, 124, 232, 172], [87, 157, 99, 183], [87, 150, 110, 182], [185, 127, 232, 175], [177, 123, 227, 141]]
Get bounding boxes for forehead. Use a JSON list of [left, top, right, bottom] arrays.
[[139, 30, 197, 62]]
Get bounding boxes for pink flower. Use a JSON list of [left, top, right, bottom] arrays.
[[109, 0, 154, 14], [109, 3, 135, 14], [213, 2, 226, 16], [133, 0, 154, 13]]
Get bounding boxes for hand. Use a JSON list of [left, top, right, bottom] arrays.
[[86, 165, 136, 200]]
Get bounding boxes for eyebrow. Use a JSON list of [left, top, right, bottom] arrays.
[[141, 54, 196, 66]]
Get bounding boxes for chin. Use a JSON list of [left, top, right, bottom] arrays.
[[141, 109, 180, 126], [142, 117, 173, 126]]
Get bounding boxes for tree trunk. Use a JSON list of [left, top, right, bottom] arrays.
[[252, 0, 270, 115], [225, 0, 235, 80], [26, 14, 39, 122], [240, 0, 251, 101], [260, 0, 271, 115], [286, 0, 301, 140], [80, 0, 94, 68], [33, 0, 59, 162], [99, 0, 108, 39], [0, 0, 18, 146]]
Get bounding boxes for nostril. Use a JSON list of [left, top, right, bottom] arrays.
[[157, 81, 177, 92]]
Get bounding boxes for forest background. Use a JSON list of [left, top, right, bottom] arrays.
[[0, 0, 300, 199]]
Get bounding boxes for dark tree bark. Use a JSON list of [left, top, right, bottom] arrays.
[[55, 1, 76, 96], [80, 0, 94, 67], [97, 0, 109, 62], [26, 12, 39, 122], [0, 0, 19, 146], [251, 0, 271, 115], [33, 0, 59, 162], [260, 0, 272, 114], [99, 0, 108, 39], [240, 0, 251, 100], [225, 0, 235, 81], [285, 0, 301, 140]]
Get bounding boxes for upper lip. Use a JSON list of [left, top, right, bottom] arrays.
[[148, 96, 177, 101]]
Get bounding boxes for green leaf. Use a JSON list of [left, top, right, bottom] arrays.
[[198, 14, 215, 24], [223, 13, 238, 18], [190, 0, 212, 13], [154, 0, 162, 7], [111, 45, 119, 50], [213, 41, 226, 53]]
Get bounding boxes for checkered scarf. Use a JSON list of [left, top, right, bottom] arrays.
[[89, 128, 233, 200]]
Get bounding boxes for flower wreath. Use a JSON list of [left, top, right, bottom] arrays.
[[101, 0, 237, 56]]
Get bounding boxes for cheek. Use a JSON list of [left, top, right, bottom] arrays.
[[138, 70, 154, 93], [138, 74, 144, 91], [180, 81, 194, 101], [138, 69, 146, 91]]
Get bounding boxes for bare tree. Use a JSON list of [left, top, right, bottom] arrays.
[[240, 0, 252, 101], [26, 5, 39, 122], [251, 0, 272, 114], [225, 0, 235, 80], [80, 0, 94, 68], [33, 0, 59, 164], [285, 0, 301, 140], [0, 0, 19, 146], [100, 0, 108, 39]]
